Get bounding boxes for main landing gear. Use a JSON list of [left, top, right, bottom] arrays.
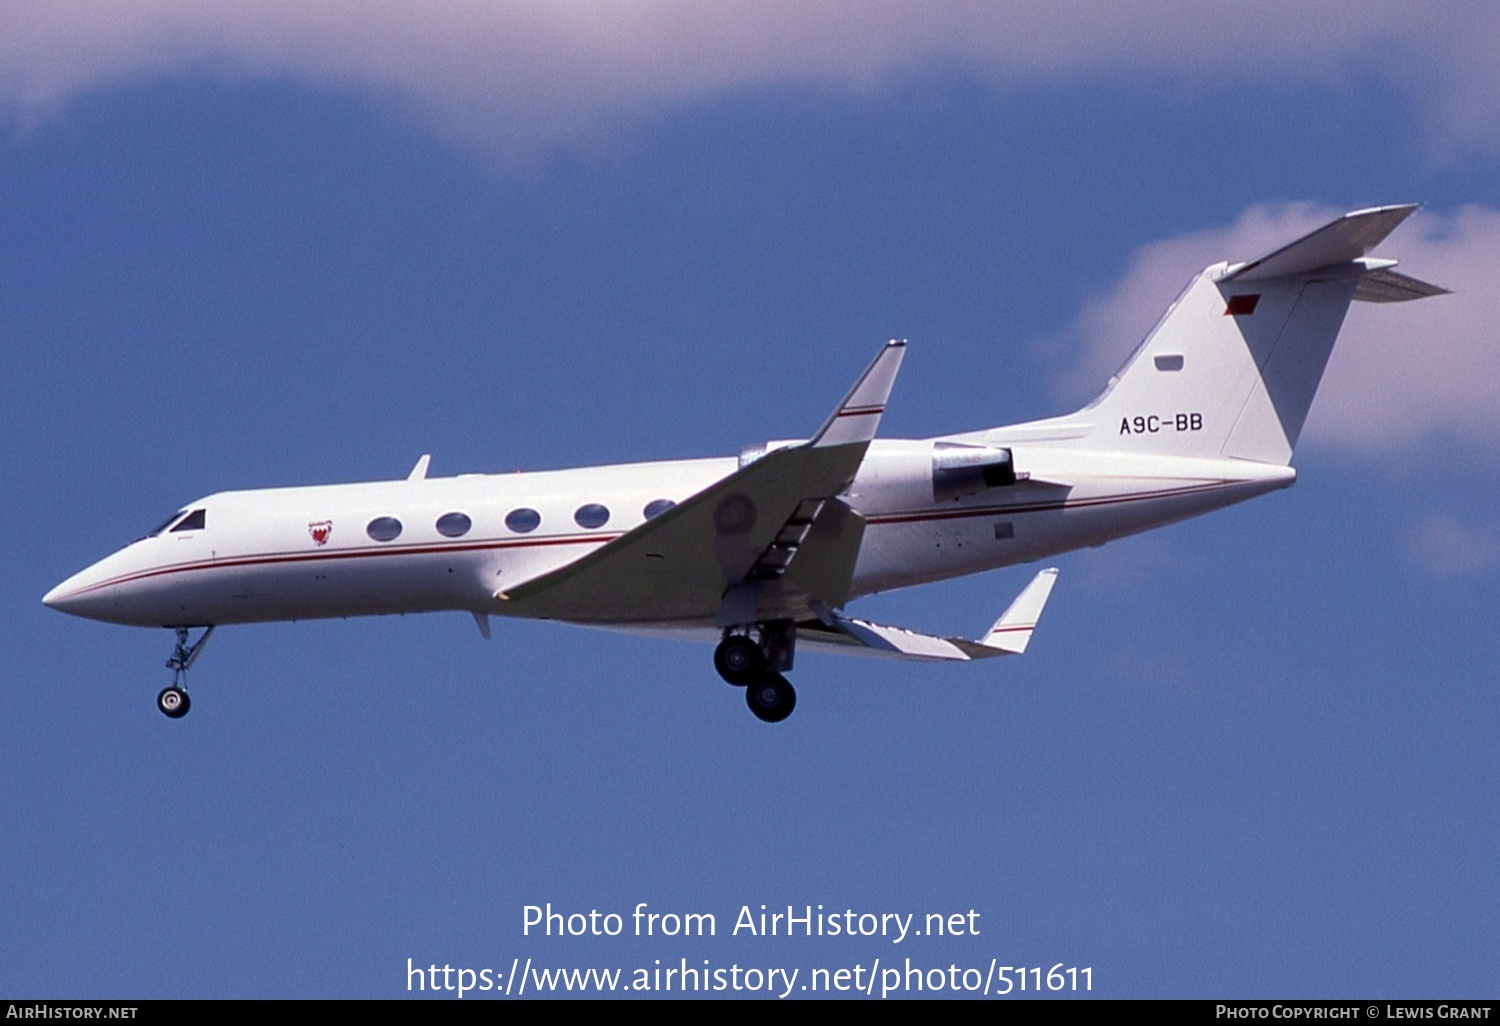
[[158, 625, 215, 719], [714, 623, 797, 723], [744, 674, 796, 723]]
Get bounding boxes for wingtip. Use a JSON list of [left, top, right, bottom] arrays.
[[809, 340, 907, 448], [980, 567, 1060, 654], [1345, 202, 1419, 218]]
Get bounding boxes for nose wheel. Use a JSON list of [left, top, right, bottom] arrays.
[[159, 625, 214, 719], [157, 686, 191, 718]]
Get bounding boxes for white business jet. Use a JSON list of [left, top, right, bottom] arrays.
[[44, 205, 1446, 722]]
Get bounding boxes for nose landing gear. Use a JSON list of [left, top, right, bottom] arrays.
[[159, 625, 214, 719], [714, 623, 798, 723]]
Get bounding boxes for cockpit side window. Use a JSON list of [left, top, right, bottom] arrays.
[[170, 509, 207, 532], [146, 510, 188, 538]]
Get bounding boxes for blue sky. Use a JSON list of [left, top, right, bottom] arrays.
[[3, 3, 1498, 999]]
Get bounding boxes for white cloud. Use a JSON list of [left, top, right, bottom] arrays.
[[1318, 206, 1500, 452], [1407, 514, 1500, 577], [3, 2, 1500, 155], [1054, 203, 1500, 453]]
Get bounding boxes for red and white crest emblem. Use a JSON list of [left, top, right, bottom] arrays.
[[308, 520, 332, 546]]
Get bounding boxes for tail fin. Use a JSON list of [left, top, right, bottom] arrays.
[[1054, 205, 1447, 465]]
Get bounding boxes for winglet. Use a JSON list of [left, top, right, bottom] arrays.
[[979, 568, 1059, 654], [810, 340, 906, 448], [408, 454, 432, 481]]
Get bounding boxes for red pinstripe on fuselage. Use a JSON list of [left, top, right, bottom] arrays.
[[48, 461, 1281, 628]]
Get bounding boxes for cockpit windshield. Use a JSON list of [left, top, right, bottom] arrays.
[[142, 508, 207, 540], [170, 509, 206, 532], [145, 510, 188, 538]]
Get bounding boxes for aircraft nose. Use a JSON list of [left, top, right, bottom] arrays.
[[43, 559, 125, 622], [43, 547, 172, 626], [43, 575, 90, 616]]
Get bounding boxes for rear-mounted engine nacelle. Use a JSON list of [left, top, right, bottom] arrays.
[[932, 442, 1018, 502]]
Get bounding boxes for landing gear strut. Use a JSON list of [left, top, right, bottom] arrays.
[[159, 625, 214, 719], [715, 622, 799, 722]]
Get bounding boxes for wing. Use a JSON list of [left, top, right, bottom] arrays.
[[499, 341, 906, 625], [796, 568, 1060, 661]]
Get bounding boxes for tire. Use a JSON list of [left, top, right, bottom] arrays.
[[157, 686, 190, 719], [714, 635, 765, 686], [745, 674, 796, 723]]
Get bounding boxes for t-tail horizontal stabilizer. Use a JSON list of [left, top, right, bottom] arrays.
[[802, 568, 1059, 662], [1222, 203, 1449, 300], [1224, 204, 1419, 282]]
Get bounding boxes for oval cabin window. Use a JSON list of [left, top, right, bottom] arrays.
[[435, 512, 472, 538], [574, 504, 610, 529], [366, 516, 403, 542], [505, 508, 541, 534], [643, 499, 676, 520]]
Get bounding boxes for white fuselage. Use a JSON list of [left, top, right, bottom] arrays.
[[44, 437, 1295, 630]]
